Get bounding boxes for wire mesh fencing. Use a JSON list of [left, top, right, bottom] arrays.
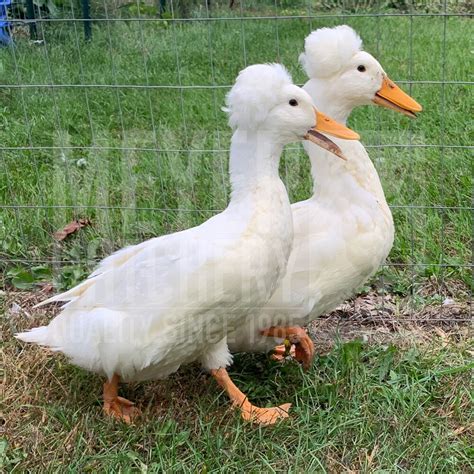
[[0, 1, 472, 329]]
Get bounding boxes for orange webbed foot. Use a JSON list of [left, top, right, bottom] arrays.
[[211, 368, 291, 426], [271, 343, 296, 362], [293, 330, 315, 370], [103, 396, 140, 424], [238, 401, 291, 426], [103, 374, 140, 424], [262, 326, 315, 370]]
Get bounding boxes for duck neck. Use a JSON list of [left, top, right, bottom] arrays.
[[304, 78, 353, 125], [303, 78, 385, 203], [229, 129, 284, 201]]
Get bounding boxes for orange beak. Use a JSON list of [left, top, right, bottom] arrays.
[[304, 109, 360, 160], [373, 75, 423, 118]]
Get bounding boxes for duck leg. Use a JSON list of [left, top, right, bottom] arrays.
[[261, 326, 315, 370], [211, 368, 291, 426], [103, 373, 140, 423]]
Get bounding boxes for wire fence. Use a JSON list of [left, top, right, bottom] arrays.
[[0, 1, 472, 326]]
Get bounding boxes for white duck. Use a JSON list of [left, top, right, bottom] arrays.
[[16, 64, 357, 425], [227, 26, 422, 362]]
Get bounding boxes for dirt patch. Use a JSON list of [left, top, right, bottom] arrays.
[[308, 288, 472, 353]]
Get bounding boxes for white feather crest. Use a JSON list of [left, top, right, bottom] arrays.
[[224, 63, 293, 129], [299, 25, 363, 79]]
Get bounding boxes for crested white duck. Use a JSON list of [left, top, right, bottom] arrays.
[[227, 26, 422, 362], [16, 63, 357, 425]]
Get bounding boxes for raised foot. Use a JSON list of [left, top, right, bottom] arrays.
[[271, 343, 296, 361], [239, 401, 292, 426], [103, 396, 140, 424], [262, 326, 315, 370], [294, 334, 315, 370]]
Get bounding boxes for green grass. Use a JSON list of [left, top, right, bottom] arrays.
[[0, 12, 472, 295], [3, 315, 473, 472], [1, 9, 473, 471]]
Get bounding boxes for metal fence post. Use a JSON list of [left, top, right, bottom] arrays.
[[82, 0, 91, 41], [25, 0, 37, 40], [159, 0, 166, 17]]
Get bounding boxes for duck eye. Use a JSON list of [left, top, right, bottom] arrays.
[[289, 99, 298, 106], [357, 65, 366, 72]]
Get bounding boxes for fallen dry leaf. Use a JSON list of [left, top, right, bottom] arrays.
[[53, 219, 91, 241], [38, 282, 54, 294], [366, 443, 378, 468], [451, 423, 474, 436]]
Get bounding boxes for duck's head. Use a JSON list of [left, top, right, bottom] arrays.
[[299, 25, 422, 118], [225, 63, 359, 159]]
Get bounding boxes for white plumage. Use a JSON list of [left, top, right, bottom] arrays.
[[17, 64, 298, 382], [17, 63, 355, 424], [299, 25, 363, 79], [227, 26, 421, 356]]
